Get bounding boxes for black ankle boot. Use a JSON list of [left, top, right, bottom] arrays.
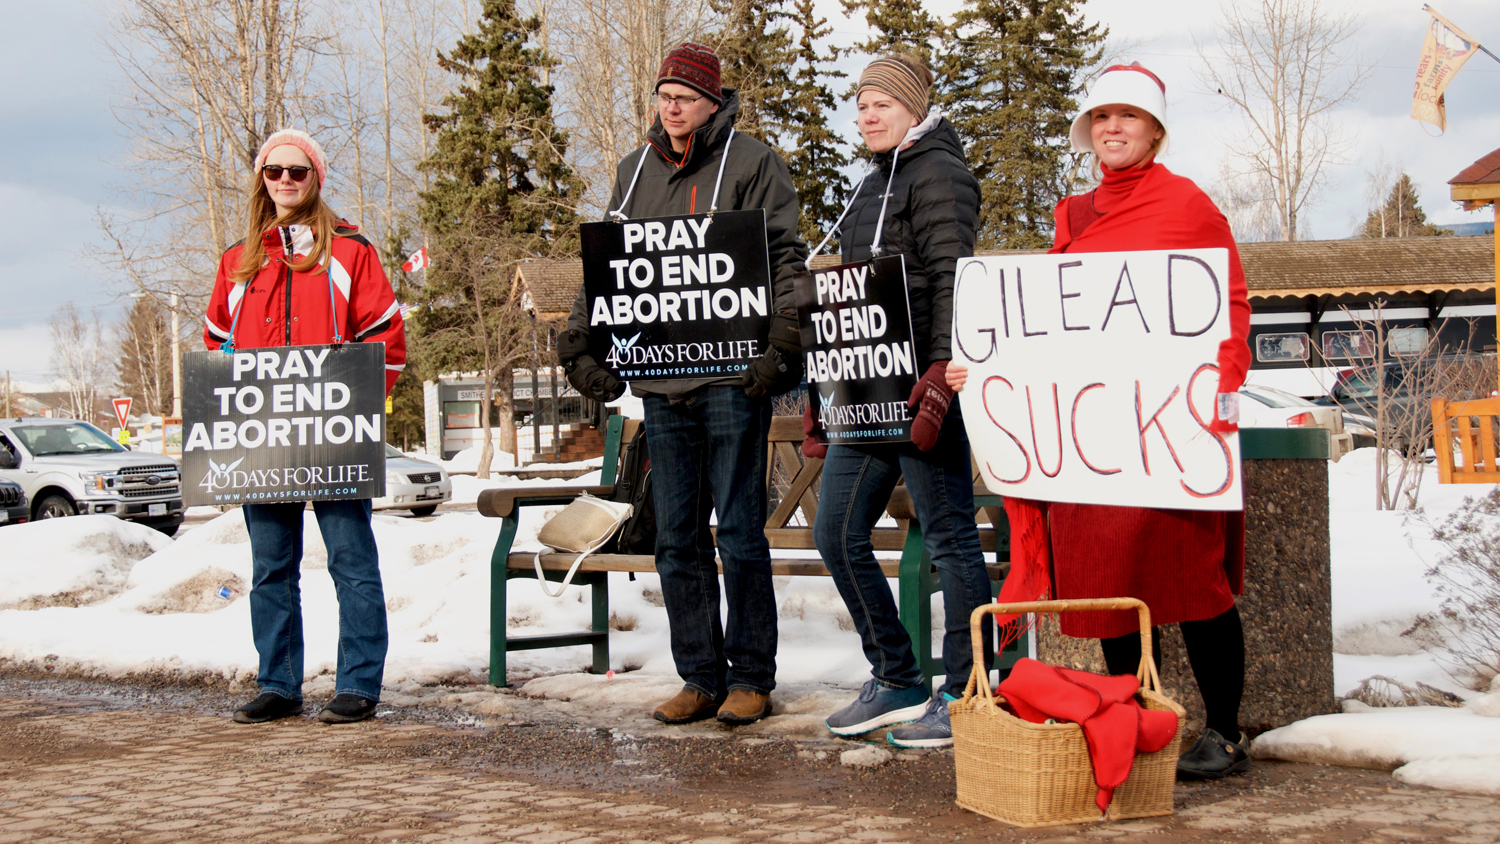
[[1176, 728, 1251, 780], [318, 693, 378, 723], [232, 692, 303, 724]]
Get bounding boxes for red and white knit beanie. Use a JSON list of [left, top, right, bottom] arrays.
[[657, 43, 723, 104], [253, 129, 328, 186], [1069, 63, 1169, 156]]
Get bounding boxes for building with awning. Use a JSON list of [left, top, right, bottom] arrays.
[[1237, 235, 1496, 393]]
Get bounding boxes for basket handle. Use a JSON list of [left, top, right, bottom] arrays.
[[964, 598, 1160, 703]]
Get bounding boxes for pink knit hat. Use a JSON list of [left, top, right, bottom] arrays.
[[253, 129, 328, 186]]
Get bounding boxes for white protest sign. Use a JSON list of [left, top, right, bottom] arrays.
[[953, 248, 1241, 511]]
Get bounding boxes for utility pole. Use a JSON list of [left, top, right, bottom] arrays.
[[170, 291, 182, 418], [4, 370, 10, 417]]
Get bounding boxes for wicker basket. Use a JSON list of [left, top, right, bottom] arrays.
[[950, 598, 1186, 828]]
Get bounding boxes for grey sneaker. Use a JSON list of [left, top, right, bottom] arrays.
[[826, 678, 930, 736], [887, 694, 954, 749]]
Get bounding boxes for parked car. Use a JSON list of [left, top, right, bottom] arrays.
[[0, 478, 27, 526], [0, 418, 184, 535], [373, 444, 452, 516], [1312, 355, 1495, 450], [1239, 385, 1354, 460]]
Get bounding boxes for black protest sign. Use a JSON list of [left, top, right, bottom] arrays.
[[795, 256, 917, 445], [581, 210, 773, 380], [181, 344, 387, 506]]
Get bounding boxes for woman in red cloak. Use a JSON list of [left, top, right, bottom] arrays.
[[948, 63, 1253, 781]]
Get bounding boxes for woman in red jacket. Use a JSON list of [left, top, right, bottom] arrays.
[[950, 64, 1252, 780], [204, 129, 406, 726]]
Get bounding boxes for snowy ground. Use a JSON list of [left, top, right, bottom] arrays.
[[1, 447, 1498, 792]]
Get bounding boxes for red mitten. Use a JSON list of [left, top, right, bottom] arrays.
[[907, 361, 953, 452], [802, 399, 827, 459]]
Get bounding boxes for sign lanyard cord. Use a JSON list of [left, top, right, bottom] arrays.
[[604, 128, 737, 221], [326, 264, 343, 345], [806, 168, 873, 269], [221, 287, 246, 354], [607, 145, 652, 221], [867, 146, 903, 259], [219, 246, 344, 354], [705, 128, 736, 216]]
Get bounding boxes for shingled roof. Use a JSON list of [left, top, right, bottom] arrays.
[[1450, 148, 1500, 186], [1233, 235, 1494, 299], [513, 260, 584, 318]]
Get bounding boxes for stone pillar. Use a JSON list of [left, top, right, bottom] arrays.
[[1034, 428, 1337, 736]]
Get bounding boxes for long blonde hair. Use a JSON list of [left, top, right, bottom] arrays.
[[231, 169, 347, 285]]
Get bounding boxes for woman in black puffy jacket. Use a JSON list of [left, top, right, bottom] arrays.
[[810, 53, 989, 749]]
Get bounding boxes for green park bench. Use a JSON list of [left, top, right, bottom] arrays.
[[477, 414, 1017, 690]]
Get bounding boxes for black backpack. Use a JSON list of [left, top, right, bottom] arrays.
[[606, 424, 656, 555]]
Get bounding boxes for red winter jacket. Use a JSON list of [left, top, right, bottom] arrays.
[[204, 223, 406, 394]]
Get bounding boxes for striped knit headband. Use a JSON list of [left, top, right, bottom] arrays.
[[856, 58, 930, 120]]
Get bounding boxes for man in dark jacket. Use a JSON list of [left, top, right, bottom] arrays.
[[557, 43, 808, 726]]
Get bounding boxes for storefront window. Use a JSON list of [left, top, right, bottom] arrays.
[[1388, 327, 1429, 356], [1256, 332, 1311, 363], [1321, 330, 1376, 361], [443, 401, 480, 429]]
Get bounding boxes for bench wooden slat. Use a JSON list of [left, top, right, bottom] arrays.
[[510, 551, 1008, 581]]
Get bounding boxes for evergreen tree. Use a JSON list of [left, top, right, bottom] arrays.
[[938, 0, 1104, 250], [842, 0, 945, 65], [415, 0, 582, 474], [712, 0, 797, 148], [782, 0, 851, 247], [1360, 173, 1449, 239]]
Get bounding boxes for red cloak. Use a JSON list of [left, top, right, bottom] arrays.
[[999, 162, 1251, 640]]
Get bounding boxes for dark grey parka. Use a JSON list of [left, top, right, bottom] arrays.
[[838, 117, 979, 369], [567, 89, 808, 399]]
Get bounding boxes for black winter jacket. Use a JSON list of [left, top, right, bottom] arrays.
[[567, 89, 808, 399], [839, 118, 979, 368]]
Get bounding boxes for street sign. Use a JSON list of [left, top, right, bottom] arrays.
[[112, 397, 133, 430]]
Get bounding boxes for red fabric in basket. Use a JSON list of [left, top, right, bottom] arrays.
[[997, 658, 1179, 813]]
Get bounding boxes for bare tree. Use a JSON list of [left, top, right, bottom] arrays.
[[1320, 303, 1490, 510], [1196, 0, 1369, 241], [48, 304, 111, 424], [95, 0, 330, 327], [545, 0, 716, 215], [1204, 163, 1282, 243]]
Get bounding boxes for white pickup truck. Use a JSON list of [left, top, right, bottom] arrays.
[[0, 417, 185, 536]]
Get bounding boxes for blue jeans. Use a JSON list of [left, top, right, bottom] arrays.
[[243, 499, 387, 701], [644, 386, 777, 698], [814, 407, 993, 697]]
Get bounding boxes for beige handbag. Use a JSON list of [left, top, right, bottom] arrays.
[[533, 493, 632, 597]]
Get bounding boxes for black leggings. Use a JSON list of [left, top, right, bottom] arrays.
[[1099, 604, 1244, 740]]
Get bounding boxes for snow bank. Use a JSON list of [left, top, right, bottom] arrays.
[[0, 517, 172, 610], [441, 445, 518, 474], [1254, 694, 1500, 795]]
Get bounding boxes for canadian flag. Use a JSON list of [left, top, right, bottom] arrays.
[[401, 247, 431, 273]]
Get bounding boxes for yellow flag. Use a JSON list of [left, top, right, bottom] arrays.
[[1411, 5, 1481, 132]]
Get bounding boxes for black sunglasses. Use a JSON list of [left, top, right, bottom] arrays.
[[262, 164, 313, 182]]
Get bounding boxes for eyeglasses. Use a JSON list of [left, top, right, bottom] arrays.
[[262, 165, 313, 182], [656, 92, 703, 108]]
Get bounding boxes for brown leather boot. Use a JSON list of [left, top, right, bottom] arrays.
[[716, 689, 771, 725], [652, 688, 719, 724]]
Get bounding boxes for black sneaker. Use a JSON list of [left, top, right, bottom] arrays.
[[317, 694, 378, 724], [1176, 727, 1251, 780], [232, 692, 303, 724]]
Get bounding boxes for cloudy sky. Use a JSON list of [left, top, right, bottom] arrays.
[[3, 0, 1498, 390]]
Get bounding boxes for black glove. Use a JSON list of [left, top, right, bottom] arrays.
[[558, 328, 626, 403], [742, 311, 804, 398]]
